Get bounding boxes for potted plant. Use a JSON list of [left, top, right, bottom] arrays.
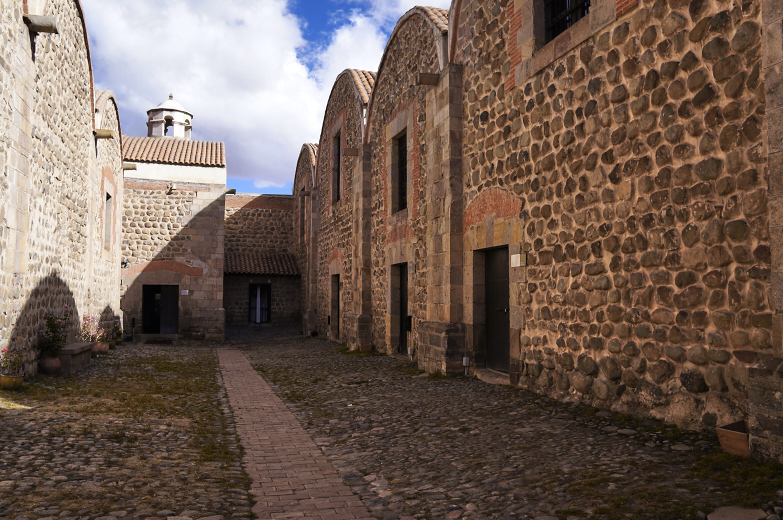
[[1, 348, 25, 390], [98, 328, 115, 349], [113, 324, 124, 346], [38, 307, 71, 375], [82, 315, 108, 357]]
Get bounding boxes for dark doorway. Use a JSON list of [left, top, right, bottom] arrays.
[[485, 247, 510, 372], [142, 285, 179, 334], [249, 284, 271, 324], [330, 274, 340, 340], [393, 263, 409, 354]]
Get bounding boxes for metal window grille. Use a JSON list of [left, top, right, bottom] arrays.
[[397, 132, 407, 212], [332, 133, 341, 204], [545, 0, 590, 43]]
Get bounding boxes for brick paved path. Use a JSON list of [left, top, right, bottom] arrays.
[[218, 348, 374, 519]]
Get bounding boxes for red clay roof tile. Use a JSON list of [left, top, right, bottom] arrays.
[[225, 252, 300, 276], [123, 135, 226, 167], [418, 6, 449, 33], [348, 70, 377, 105]]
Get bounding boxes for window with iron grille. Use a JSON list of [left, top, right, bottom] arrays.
[[392, 130, 407, 213], [332, 132, 341, 204], [545, 0, 590, 43]]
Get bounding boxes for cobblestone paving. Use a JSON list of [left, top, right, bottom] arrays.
[[232, 329, 783, 520], [0, 342, 252, 520], [219, 348, 373, 519]]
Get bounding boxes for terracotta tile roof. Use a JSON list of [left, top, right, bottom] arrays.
[[225, 252, 300, 276], [348, 70, 377, 105], [123, 135, 226, 167], [418, 6, 449, 33], [304, 143, 318, 166]]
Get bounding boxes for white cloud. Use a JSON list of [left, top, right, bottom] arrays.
[[82, 0, 450, 191]]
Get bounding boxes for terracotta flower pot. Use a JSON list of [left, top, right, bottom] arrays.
[[91, 342, 110, 357], [39, 356, 62, 375], [0, 374, 23, 390]]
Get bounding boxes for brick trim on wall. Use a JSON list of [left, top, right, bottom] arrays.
[[509, 0, 636, 86], [122, 260, 204, 278], [463, 188, 524, 229], [382, 97, 419, 246]]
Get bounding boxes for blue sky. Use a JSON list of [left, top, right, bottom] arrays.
[[83, 0, 451, 195]]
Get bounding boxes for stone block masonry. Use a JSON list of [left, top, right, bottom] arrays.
[[293, 0, 783, 460], [293, 145, 319, 335], [453, 0, 772, 432], [224, 275, 300, 326], [223, 194, 300, 329], [121, 179, 225, 340], [0, 0, 123, 375], [225, 194, 295, 255]]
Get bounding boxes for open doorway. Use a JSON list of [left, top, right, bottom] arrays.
[[142, 285, 179, 334], [249, 283, 271, 324]]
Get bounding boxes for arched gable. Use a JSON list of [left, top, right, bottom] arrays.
[[95, 89, 123, 151], [294, 143, 318, 192], [316, 69, 376, 165], [27, 0, 96, 129], [448, 0, 463, 62], [363, 6, 448, 145]]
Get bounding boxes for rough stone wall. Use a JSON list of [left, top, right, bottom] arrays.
[[315, 73, 363, 341], [90, 94, 124, 329], [120, 178, 225, 340], [454, 0, 769, 428], [225, 194, 295, 255], [366, 15, 442, 353], [224, 275, 300, 326], [293, 146, 318, 334], [0, 0, 122, 375]]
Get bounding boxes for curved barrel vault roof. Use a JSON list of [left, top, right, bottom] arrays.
[[363, 6, 449, 145], [317, 69, 377, 152]]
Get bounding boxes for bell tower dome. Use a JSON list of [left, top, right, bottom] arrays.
[[146, 94, 194, 139]]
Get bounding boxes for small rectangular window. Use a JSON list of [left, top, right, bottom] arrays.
[[392, 130, 407, 213], [104, 192, 113, 250], [545, 0, 590, 43], [332, 132, 341, 204], [299, 191, 306, 240]]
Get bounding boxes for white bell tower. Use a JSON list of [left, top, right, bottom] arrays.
[[146, 94, 194, 139]]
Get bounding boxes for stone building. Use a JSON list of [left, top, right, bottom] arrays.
[[0, 0, 124, 374], [224, 194, 300, 326], [311, 69, 376, 345], [120, 97, 226, 341], [296, 0, 783, 460], [293, 144, 319, 335]]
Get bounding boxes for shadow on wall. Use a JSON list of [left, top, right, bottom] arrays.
[[120, 187, 225, 341], [8, 272, 78, 376], [222, 196, 301, 327], [7, 272, 124, 376]]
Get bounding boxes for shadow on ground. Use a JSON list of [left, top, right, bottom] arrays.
[[234, 329, 783, 520]]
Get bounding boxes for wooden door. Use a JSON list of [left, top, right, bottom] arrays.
[[485, 248, 510, 372], [399, 264, 408, 354]]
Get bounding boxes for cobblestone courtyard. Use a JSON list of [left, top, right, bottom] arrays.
[[1, 330, 782, 520]]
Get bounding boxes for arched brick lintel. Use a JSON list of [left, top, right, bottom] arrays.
[[122, 261, 204, 278], [463, 188, 524, 230]]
